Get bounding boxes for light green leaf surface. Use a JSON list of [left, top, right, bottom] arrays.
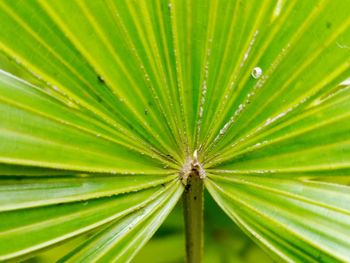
[[0, 0, 349, 262], [0, 70, 175, 173], [199, 0, 350, 156], [0, 179, 180, 261], [0, 174, 176, 212], [60, 181, 182, 263], [206, 175, 350, 262], [0, 0, 183, 162], [207, 85, 350, 174]]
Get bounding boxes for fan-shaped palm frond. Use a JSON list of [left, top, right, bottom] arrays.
[[0, 0, 349, 262]]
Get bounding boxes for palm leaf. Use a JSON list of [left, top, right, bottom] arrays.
[[0, 178, 179, 261], [0, 0, 349, 262], [206, 175, 350, 262]]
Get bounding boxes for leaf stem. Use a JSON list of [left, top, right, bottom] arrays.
[[183, 171, 204, 263]]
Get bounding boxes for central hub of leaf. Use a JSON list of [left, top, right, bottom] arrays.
[[180, 150, 206, 186]]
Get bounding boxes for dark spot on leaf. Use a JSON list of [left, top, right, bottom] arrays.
[[326, 21, 332, 29], [161, 183, 165, 187], [165, 154, 175, 161], [144, 109, 148, 115], [97, 75, 105, 84], [194, 196, 197, 200]]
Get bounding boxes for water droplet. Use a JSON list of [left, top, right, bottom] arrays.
[[273, 0, 284, 19], [52, 86, 60, 92], [340, 78, 350, 86], [251, 67, 262, 79], [254, 142, 261, 147]]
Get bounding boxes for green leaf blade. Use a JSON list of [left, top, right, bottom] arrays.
[[206, 175, 350, 262]]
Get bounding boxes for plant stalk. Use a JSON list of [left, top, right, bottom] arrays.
[[183, 171, 204, 263]]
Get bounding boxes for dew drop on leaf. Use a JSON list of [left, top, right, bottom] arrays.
[[251, 67, 262, 79]]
